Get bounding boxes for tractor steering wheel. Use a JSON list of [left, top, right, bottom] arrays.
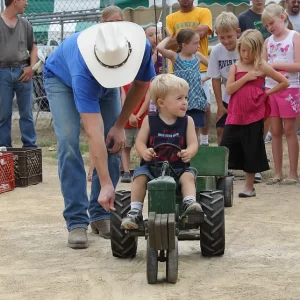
[[150, 143, 188, 179]]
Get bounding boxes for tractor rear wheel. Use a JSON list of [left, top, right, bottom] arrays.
[[199, 190, 225, 257], [217, 176, 234, 207], [110, 190, 138, 258]]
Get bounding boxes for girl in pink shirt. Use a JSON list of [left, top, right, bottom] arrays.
[[262, 4, 300, 185], [221, 29, 289, 198]]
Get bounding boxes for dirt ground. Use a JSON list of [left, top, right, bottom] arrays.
[[1, 141, 300, 300]]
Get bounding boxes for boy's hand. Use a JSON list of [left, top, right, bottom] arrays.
[[178, 149, 191, 163], [129, 114, 140, 128], [216, 105, 227, 121], [143, 148, 156, 161]]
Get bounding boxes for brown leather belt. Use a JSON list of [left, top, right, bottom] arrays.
[[0, 60, 28, 68]]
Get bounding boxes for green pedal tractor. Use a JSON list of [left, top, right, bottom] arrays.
[[110, 144, 233, 284]]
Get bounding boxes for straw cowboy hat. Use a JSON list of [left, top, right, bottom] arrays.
[[77, 21, 146, 88]]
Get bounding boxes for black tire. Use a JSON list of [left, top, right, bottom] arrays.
[[199, 190, 225, 257], [147, 238, 158, 284], [217, 176, 234, 207], [166, 237, 178, 284], [110, 190, 138, 258]]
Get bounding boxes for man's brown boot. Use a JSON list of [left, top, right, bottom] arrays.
[[90, 220, 110, 239], [68, 228, 89, 249]]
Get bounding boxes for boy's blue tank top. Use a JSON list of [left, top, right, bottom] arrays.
[[141, 113, 188, 169]]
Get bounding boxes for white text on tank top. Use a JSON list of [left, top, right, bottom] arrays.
[[265, 30, 299, 88]]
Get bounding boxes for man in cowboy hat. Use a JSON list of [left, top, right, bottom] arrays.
[[43, 21, 155, 249]]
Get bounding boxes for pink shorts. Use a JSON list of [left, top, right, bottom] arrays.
[[267, 88, 300, 118]]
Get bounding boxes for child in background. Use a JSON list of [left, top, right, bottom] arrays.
[[120, 83, 150, 183], [144, 23, 163, 114], [206, 12, 240, 145], [221, 29, 289, 197], [262, 4, 300, 185], [121, 74, 200, 229], [157, 29, 208, 140]]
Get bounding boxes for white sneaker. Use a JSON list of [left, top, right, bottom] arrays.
[[254, 173, 262, 183], [265, 132, 272, 144]]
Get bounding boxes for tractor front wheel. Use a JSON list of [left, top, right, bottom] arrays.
[[147, 238, 158, 284], [166, 237, 178, 283]]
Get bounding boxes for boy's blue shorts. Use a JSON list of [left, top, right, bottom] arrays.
[[133, 164, 197, 181]]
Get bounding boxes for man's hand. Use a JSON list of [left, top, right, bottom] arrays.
[[129, 114, 140, 128], [142, 148, 156, 161], [98, 183, 115, 212], [106, 125, 125, 154], [178, 149, 192, 163], [19, 66, 33, 82], [216, 105, 228, 121]]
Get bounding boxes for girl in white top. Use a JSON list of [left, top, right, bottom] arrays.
[[262, 4, 300, 185]]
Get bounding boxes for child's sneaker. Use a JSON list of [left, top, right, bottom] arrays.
[[182, 199, 203, 214], [254, 173, 262, 183], [121, 209, 143, 229], [121, 172, 131, 183]]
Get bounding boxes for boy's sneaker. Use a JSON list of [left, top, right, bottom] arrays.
[[254, 173, 262, 183], [200, 143, 209, 147], [182, 199, 203, 214], [121, 209, 143, 229], [121, 172, 131, 183]]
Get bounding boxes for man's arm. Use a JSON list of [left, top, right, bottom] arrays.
[[114, 80, 149, 129], [19, 23, 38, 82], [196, 8, 213, 38], [165, 15, 178, 50]]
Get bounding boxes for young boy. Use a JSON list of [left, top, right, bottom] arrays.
[[120, 83, 150, 183], [121, 74, 201, 229], [206, 12, 240, 145]]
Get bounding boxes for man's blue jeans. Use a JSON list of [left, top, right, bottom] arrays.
[[0, 67, 36, 147], [44, 76, 121, 231]]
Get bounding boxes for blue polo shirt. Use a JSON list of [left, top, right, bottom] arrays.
[[44, 32, 155, 113]]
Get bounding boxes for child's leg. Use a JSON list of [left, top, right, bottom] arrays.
[[216, 127, 224, 146], [121, 147, 131, 173], [264, 118, 271, 140], [179, 171, 202, 212], [271, 117, 283, 179], [121, 174, 148, 229], [283, 118, 299, 180], [244, 173, 255, 192]]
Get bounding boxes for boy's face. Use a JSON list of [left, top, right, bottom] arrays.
[[216, 28, 240, 51], [158, 88, 189, 117]]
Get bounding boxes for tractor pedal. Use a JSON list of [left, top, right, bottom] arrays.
[[182, 211, 204, 224], [125, 222, 145, 237]]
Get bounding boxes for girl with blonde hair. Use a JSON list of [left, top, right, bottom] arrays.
[[221, 29, 289, 197], [262, 4, 300, 185]]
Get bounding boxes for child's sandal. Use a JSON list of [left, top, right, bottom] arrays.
[[279, 178, 299, 185], [266, 177, 282, 185]]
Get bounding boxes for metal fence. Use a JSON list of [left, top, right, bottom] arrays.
[[0, 0, 117, 146]]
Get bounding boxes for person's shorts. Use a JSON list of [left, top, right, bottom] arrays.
[[125, 128, 139, 148], [220, 119, 269, 173], [186, 109, 206, 128], [216, 101, 228, 128], [133, 163, 197, 182], [267, 88, 300, 118], [201, 71, 211, 105]]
